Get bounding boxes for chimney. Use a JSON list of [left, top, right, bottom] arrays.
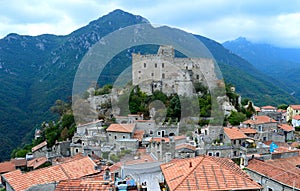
[[189, 162, 192, 168]]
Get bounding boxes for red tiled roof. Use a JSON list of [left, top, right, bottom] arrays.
[[291, 142, 300, 148], [11, 158, 26, 167], [278, 124, 294, 132], [173, 135, 186, 140], [254, 106, 261, 112], [133, 130, 144, 141], [106, 124, 135, 133], [290, 105, 300, 110], [293, 114, 300, 120], [239, 127, 257, 134], [27, 156, 48, 169], [242, 115, 277, 125], [175, 144, 196, 151], [150, 137, 170, 143], [263, 141, 290, 148], [32, 141, 47, 152], [55, 179, 114, 191], [247, 158, 300, 189], [277, 109, 286, 113], [261, 105, 276, 110], [3, 156, 99, 191], [161, 155, 261, 191], [266, 155, 300, 175], [0, 161, 15, 174], [224, 127, 247, 140]]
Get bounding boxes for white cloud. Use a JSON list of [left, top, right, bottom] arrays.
[[0, 0, 300, 47]]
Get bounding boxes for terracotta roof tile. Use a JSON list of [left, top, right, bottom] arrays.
[[175, 144, 196, 151], [247, 158, 300, 189], [278, 124, 294, 132], [150, 137, 170, 143], [161, 155, 261, 191], [0, 161, 15, 174], [133, 130, 144, 141], [277, 109, 286, 113], [3, 156, 99, 191], [106, 124, 135, 133], [224, 127, 247, 140], [11, 158, 26, 167], [55, 179, 114, 191], [32, 141, 47, 152], [173, 135, 186, 140], [239, 127, 257, 134], [242, 115, 277, 125], [27, 156, 48, 169], [293, 114, 300, 120], [290, 105, 300, 110], [291, 142, 300, 148]]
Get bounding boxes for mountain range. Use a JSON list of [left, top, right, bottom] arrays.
[[223, 37, 300, 97], [0, 9, 297, 161]]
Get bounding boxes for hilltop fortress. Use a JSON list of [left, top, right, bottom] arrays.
[[132, 45, 218, 96]]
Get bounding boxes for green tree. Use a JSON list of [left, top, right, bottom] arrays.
[[277, 104, 288, 110], [228, 111, 246, 126]]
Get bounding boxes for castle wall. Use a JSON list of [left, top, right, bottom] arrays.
[[132, 45, 217, 96]]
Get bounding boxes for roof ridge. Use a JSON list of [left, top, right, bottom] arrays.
[[172, 156, 206, 191], [58, 164, 71, 180], [210, 157, 250, 179]]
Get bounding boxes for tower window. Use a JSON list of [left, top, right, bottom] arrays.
[[155, 63, 157, 68], [162, 73, 165, 79], [162, 63, 164, 68], [144, 63, 146, 68]]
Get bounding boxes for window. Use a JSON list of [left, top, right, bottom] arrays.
[[162, 73, 165, 79], [144, 63, 146, 68], [151, 73, 154, 77], [216, 152, 220, 157], [108, 133, 111, 136], [123, 135, 126, 139], [208, 152, 212, 156], [196, 74, 199, 79], [258, 125, 263, 132], [268, 188, 273, 191], [75, 149, 78, 153], [150, 130, 153, 135], [263, 137, 267, 141], [155, 63, 157, 68], [157, 131, 161, 136], [162, 63, 164, 68], [234, 151, 237, 156], [114, 136, 117, 139]]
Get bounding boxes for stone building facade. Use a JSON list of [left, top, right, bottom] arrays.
[[132, 45, 217, 96]]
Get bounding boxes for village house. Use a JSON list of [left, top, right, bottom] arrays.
[[246, 155, 300, 191], [31, 141, 48, 158], [277, 124, 294, 141], [160, 155, 261, 191], [241, 115, 277, 141], [287, 104, 300, 122], [70, 120, 106, 157], [261, 105, 277, 113], [106, 123, 136, 143], [1, 156, 100, 191], [223, 127, 248, 157]]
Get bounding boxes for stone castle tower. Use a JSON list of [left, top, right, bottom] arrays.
[[132, 45, 217, 96]]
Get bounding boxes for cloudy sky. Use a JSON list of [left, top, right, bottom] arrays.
[[1, 0, 300, 48]]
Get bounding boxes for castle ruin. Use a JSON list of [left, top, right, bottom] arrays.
[[132, 45, 217, 96]]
